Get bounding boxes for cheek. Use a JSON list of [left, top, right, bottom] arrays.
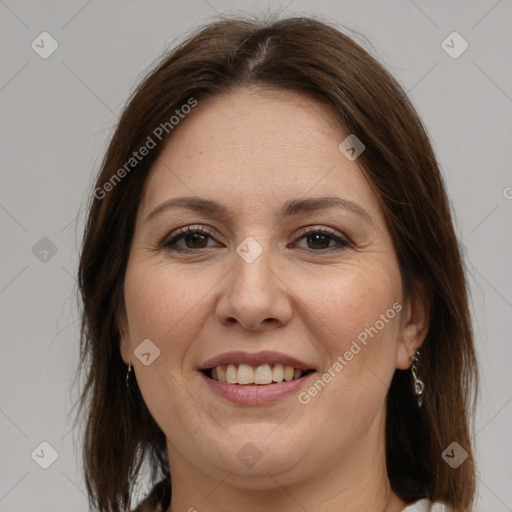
[[123, 259, 218, 355], [300, 259, 403, 382], [123, 260, 215, 431], [306, 265, 402, 349], [290, 262, 403, 449]]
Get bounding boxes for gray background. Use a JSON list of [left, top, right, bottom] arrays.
[[1, 0, 511, 510]]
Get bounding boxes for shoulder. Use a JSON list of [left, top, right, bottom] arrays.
[[402, 499, 452, 512]]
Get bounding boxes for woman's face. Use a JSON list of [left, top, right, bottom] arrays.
[[120, 88, 425, 490]]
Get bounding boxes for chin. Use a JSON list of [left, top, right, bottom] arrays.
[[216, 454, 311, 491], [196, 431, 313, 487]]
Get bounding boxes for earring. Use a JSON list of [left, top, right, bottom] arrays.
[[126, 363, 132, 389], [410, 349, 425, 408]]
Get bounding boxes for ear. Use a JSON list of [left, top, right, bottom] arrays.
[[396, 281, 430, 370]]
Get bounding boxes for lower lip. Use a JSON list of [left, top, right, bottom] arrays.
[[199, 371, 315, 405]]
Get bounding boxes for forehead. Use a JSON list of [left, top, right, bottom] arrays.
[[138, 88, 380, 223]]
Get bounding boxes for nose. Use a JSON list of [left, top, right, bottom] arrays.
[[215, 241, 293, 332]]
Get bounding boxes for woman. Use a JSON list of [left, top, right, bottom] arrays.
[[76, 14, 478, 512]]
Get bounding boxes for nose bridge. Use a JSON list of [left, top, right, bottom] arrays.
[[232, 234, 279, 302], [216, 235, 292, 330], [236, 236, 274, 287]]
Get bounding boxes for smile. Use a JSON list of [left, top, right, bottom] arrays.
[[204, 363, 313, 385], [198, 351, 316, 405]]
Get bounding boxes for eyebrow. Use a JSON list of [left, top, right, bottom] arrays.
[[145, 196, 374, 227]]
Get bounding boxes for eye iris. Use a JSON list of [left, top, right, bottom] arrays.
[[307, 233, 330, 250], [185, 233, 208, 248]]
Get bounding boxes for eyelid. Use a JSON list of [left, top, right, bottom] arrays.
[[293, 224, 347, 240], [159, 224, 352, 254], [159, 224, 220, 248]]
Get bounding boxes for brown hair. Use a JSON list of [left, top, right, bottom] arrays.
[[76, 13, 478, 512]]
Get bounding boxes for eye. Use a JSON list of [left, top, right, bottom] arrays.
[[160, 225, 351, 253], [160, 225, 220, 251], [293, 227, 351, 252]]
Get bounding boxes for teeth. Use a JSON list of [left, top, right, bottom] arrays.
[[254, 364, 272, 384], [272, 363, 284, 382], [237, 364, 254, 385], [209, 363, 305, 385], [283, 365, 294, 382], [226, 364, 237, 384]]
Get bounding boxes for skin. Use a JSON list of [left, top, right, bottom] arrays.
[[119, 88, 429, 512]]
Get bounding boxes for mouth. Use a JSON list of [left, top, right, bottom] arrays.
[[197, 351, 316, 404], [202, 363, 315, 385]]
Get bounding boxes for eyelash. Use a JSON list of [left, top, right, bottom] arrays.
[[159, 225, 351, 253]]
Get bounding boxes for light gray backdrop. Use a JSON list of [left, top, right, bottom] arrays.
[[1, 0, 511, 510]]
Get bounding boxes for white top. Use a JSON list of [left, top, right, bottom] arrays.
[[403, 500, 450, 511]]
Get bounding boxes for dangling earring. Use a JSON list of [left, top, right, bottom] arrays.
[[410, 349, 425, 408], [126, 363, 132, 389]]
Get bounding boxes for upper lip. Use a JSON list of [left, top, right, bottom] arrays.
[[198, 351, 315, 371]]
